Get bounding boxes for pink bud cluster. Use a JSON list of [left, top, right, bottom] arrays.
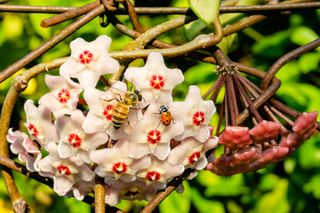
[[207, 112, 318, 176], [7, 36, 218, 206]]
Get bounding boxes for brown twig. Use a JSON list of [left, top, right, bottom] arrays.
[[1, 2, 320, 15], [95, 177, 106, 213], [41, 1, 99, 28], [0, 5, 105, 83], [261, 38, 320, 89]]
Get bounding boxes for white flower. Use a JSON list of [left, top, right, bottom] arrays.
[[56, 110, 109, 166], [129, 104, 184, 160], [172, 86, 216, 142], [168, 136, 218, 170], [38, 143, 95, 197], [137, 156, 184, 190], [60, 35, 119, 89], [104, 178, 158, 206], [24, 100, 59, 148], [82, 81, 138, 140], [39, 75, 82, 118], [7, 129, 41, 172], [90, 139, 151, 182], [124, 52, 184, 106]]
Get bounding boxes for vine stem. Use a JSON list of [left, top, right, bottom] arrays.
[[0, 5, 105, 83], [1, 2, 319, 14], [261, 38, 320, 89]]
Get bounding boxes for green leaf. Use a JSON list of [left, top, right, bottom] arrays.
[[254, 179, 290, 213], [196, 171, 248, 196], [298, 52, 320, 74], [290, 27, 319, 49], [188, 0, 220, 25], [191, 188, 225, 213], [159, 181, 191, 213], [304, 174, 320, 199], [299, 135, 320, 169], [183, 19, 211, 41]]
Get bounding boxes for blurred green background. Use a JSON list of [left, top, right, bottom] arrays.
[[0, 0, 319, 212]]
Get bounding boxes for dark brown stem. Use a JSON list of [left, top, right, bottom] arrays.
[[0, 5, 105, 83], [216, 98, 226, 136], [234, 74, 263, 122], [41, 1, 99, 27], [261, 38, 320, 89], [122, 0, 144, 32], [1, 2, 320, 15], [210, 75, 226, 102], [226, 75, 237, 126]]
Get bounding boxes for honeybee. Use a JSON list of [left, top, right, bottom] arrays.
[[111, 89, 142, 129]]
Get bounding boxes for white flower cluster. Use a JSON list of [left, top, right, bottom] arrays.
[[7, 35, 218, 205]]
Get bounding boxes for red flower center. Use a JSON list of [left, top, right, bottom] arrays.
[[79, 50, 94, 64], [192, 111, 205, 126], [67, 133, 82, 148], [188, 151, 201, 164], [147, 129, 161, 144], [57, 88, 71, 104], [57, 164, 71, 176], [103, 104, 113, 121], [112, 162, 128, 174], [150, 74, 165, 90], [27, 123, 39, 138], [145, 171, 161, 181]]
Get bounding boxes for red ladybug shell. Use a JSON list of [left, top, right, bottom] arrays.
[[161, 111, 173, 126]]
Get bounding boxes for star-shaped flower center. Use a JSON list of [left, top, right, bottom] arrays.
[[192, 111, 205, 126], [57, 164, 71, 176], [79, 50, 94, 64], [150, 74, 165, 90], [102, 104, 113, 121], [188, 151, 201, 164], [57, 88, 71, 104], [27, 123, 39, 138], [147, 129, 162, 144], [145, 170, 161, 181], [67, 133, 82, 148], [112, 162, 128, 174]]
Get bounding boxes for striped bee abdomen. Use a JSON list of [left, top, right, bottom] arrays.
[[112, 102, 130, 129]]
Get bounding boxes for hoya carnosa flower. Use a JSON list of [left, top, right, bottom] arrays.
[[249, 120, 281, 143], [39, 75, 82, 118], [24, 100, 58, 148], [168, 136, 218, 170], [60, 35, 119, 89], [218, 126, 252, 150], [90, 139, 151, 182], [172, 86, 216, 142], [82, 81, 137, 140], [38, 143, 95, 197], [105, 178, 157, 206], [129, 104, 184, 160], [56, 110, 109, 166], [7, 129, 41, 172], [137, 156, 184, 189], [124, 52, 184, 106]]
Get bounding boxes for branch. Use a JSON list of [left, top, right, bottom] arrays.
[[261, 38, 320, 89], [0, 5, 105, 83], [1, 2, 319, 14]]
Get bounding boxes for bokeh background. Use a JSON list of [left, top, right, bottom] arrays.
[[0, 0, 319, 212]]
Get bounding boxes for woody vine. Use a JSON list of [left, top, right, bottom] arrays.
[[0, 0, 319, 212]]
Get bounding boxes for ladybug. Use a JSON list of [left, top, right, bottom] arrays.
[[159, 105, 174, 126]]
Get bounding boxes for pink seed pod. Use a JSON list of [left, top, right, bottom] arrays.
[[249, 120, 281, 143], [293, 112, 318, 137], [218, 126, 252, 150]]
